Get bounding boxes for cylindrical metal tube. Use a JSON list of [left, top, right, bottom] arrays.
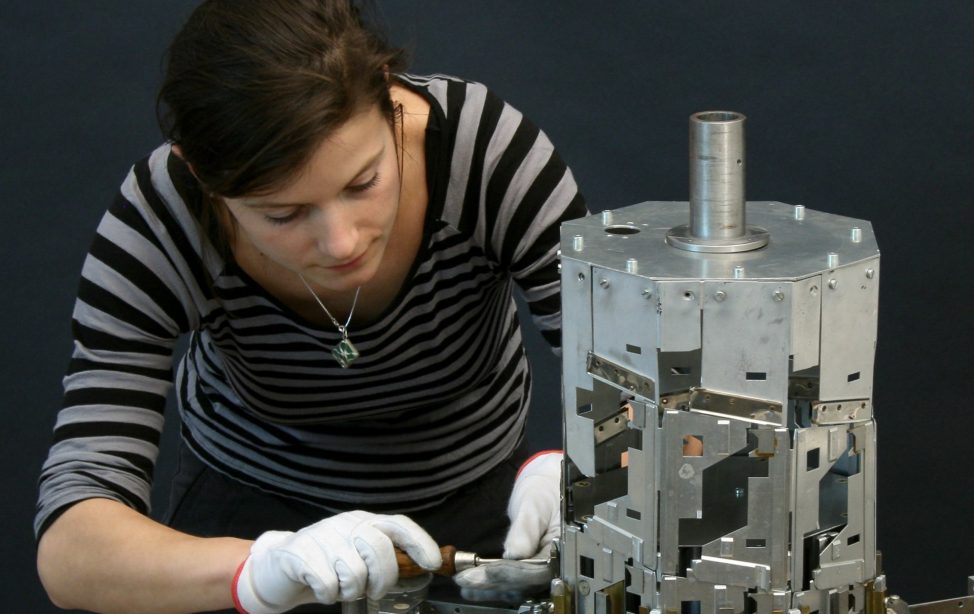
[[689, 111, 746, 240]]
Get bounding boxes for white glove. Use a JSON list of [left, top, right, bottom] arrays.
[[454, 451, 562, 601], [502, 450, 562, 560], [232, 510, 441, 614]]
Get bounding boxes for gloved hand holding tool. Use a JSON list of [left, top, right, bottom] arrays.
[[232, 510, 442, 614], [454, 450, 562, 602]]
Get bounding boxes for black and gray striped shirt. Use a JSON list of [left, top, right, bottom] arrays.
[[36, 74, 586, 538]]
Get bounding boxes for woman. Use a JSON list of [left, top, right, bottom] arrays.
[[35, 1, 584, 612]]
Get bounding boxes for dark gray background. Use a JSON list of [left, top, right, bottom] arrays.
[[3, 1, 972, 610]]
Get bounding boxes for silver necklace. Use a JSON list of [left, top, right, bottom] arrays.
[[298, 274, 362, 368]]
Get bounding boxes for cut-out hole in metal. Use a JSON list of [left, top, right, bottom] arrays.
[[807, 448, 821, 470], [626, 344, 642, 355], [848, 371, 861, 382], [605, 224, 640, 235], [746, 371, 767, 381], [579, 555, 595, 578], [746, 539, 767, 548]]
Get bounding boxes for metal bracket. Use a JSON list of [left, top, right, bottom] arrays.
[[587, 352, 656, 399]]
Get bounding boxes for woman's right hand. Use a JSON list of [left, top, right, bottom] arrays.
[[232, 511, 442, 613]]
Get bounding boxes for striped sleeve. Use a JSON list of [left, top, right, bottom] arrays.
[[35, 146, 205, 538], [443, 80, 588, 349]]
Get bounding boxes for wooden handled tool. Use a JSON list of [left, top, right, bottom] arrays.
[[395, 546, 548, 578], [396, 545, 459, 577]]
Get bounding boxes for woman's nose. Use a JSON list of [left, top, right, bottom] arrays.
[[311, 206, 358, 261]]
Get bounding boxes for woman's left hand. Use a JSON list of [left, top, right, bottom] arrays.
[[454, 451, 561, 600]]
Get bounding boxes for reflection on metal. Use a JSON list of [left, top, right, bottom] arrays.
[[667, 112, 769, 254], [811, 399, 872, 425], [687, 388, 783, 424], [587, 352, 656, 399], [906, 596, 974, 614]]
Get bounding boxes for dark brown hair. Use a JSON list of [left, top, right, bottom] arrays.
[[158, 0, 407, 197]]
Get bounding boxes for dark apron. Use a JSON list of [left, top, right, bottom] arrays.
[[163, 440, 530, 613]]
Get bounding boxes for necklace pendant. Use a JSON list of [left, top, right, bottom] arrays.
[[331, 337, 360, 368]]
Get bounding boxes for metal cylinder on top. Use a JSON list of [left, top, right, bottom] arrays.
[[666, 110, 768, 253], [689, 111, 746, 240]]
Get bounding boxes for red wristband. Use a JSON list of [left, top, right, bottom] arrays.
[[517, 449, 562, 478], [231, 558, 250, 614]]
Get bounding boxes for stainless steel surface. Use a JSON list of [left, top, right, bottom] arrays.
[[559, 112, 885, 613], [667, 111, 769, 253], [689, 112, 746, 239], [906, 596, 974, 614], [343, 598, 369, 614]]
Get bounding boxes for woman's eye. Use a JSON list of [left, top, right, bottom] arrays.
[[264, 209, 302, 225], [347, 173, 380, 194]]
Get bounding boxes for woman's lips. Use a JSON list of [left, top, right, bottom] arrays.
[[325, 249, 367, 271]]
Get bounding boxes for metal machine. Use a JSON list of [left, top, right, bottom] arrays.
[[556, 111, 970, 614], [349, 111, 971, 614]]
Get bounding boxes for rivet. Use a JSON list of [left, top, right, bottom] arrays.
[[866, 268, 875, 279], [626, 258, 638, 273], [851, 227, 862, 243], [733, 266, 745, 279], [573, 235, 584, 252], [600, 278, 610, 289], [773, 290, 785, 302], [794, 204, 806, 220], [828, 279, 838, 290], [827, 252, 839, 268], [714, 290, 727, 302], [602, 210, 613, 225], [735, 487, 744, 498]]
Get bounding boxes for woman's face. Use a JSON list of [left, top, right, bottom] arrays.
[[222, 104, 401, 293]]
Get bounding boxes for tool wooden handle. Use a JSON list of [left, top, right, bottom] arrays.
[[396, 545, 458, 577]]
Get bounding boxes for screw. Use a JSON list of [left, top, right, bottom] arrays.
[[772, 290, 785, 302], [866, 268, 875, 279], [578, 580, 591, 595], [714, 290, 727, 302], [642, 288, 653, 299], [828, 279, 838, 290], [600, 278, 610, 289], [735, 487, 744, 498]]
